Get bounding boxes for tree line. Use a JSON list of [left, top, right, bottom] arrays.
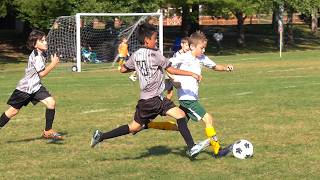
[[1, 0, 319, 46]]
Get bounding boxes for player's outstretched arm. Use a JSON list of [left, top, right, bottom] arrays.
[[39, 53, 59, 78], [213, 64, 234, 72], [119, 64, 134, 73], [166, 66, 202, 81]]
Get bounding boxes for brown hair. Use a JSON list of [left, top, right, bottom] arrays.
[[26, 30, 46, 50], [189, 31, 207, 47], [181, 37, 189, 44]]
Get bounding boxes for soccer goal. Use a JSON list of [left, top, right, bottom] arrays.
[[47, 12, 163, 72]]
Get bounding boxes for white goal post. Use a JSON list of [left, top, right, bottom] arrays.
[[47, 12, 163, 72], [75, 12, 163, 72]]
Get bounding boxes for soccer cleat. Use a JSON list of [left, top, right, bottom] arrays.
[[91, 130, 103, 148], [186, 141, 208, 159], [214, 144, 233, 158], [188, 138, 211, 157], [43, 129, 63, 140]]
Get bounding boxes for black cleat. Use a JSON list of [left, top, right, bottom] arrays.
[[214, 144, 233, 158]]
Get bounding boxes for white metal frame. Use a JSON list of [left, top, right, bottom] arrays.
[[75, 12, 163, 72]]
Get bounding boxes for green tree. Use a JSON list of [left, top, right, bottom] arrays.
[[12, 0, 162, 30], [206, 0, 263, 47], [13, 0, 74, 29]]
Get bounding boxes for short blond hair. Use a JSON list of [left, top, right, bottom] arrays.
[[189, 31, 207, 47]]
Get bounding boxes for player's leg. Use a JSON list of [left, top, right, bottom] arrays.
[[165, 107, 195, 149], [91, 120, 142, 148], [202, 113, 221, 155], [0, 106, 20, 128], [34, 87, 62, 139], [1, 89, 29, 129], [91, 98, 151, 148]]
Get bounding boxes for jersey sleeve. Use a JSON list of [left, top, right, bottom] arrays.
[[200, 55, 216, 69], [33, 56, 46, 73], [124, 53, 135, 70]]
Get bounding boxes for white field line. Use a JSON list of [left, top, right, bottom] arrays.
[[236, 91, 253, 96], [268, 75, 309, 79], [267, 67, 315, 73], [283, 85, 297, 89], [82, 108, 108, 114]]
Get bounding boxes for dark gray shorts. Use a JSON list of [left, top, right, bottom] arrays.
[[7, 86, 51, 109], [134, 96, 176, 125]]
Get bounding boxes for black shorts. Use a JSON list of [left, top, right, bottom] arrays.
[[134, 96, 176, 125], [7, 86, 51, 109]]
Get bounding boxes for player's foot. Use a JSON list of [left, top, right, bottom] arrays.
[[129, 74, 137, 81], [187, 138, 210, 158], [186, 142, 206, 159], [214, 144, 233, 158], [91, 130, 102, 148], [43, 129, 63, 140]]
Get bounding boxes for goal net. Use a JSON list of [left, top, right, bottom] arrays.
[[47, 12, 163, 72]]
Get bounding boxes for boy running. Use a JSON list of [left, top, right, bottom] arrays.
[[90, 22, 203, 158], [0, 30, 62, 140], [170, 31, 234, 156]]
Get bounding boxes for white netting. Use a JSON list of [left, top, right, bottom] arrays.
[[47, 14, 162, 68], [47, 16, 76, 62]]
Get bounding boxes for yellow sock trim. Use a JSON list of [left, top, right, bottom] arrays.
[[205, 127, 216, 138], [148, 121, 178, 131]]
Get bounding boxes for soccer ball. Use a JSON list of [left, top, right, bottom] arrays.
[[232, 139, 254, 159]]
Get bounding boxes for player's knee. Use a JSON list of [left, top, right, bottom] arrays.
[[176, 108, 186, 119], [46, 98, 56, 109], [202, 113, 213, 126], [7, 107, 19, 117], [128, 123, 142, 133]]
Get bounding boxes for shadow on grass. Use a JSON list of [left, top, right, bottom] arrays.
[[6, 131, 68, 144], [99, 145, 208, 161]]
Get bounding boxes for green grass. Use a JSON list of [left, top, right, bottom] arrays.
[[0, 50, 320, 179]]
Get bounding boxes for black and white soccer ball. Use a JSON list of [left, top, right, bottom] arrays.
[[232, 139, 254, 159]]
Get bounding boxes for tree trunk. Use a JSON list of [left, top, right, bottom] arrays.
[[181, 4, 191, 37], [190, 4, 199, 34], [235, 11, 246, 47], [286, 7, 294, 45], [311, 10, 318, 34], [272, 7, 279, 34]]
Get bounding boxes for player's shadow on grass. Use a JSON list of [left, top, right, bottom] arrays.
[[105, 145, 206, 161], [6, 132, 68, 145]]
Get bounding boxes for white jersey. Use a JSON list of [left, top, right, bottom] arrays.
[[170, 52, 216, 100], [172, 50, 186, 58], [16, 50, 46, 94]]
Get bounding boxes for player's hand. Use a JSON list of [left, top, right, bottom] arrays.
[[226, 65, 234, 72], [192, 73, 202, 82], [51, 53, 60, 65]]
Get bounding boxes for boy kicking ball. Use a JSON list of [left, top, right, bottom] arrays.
[[0, 30, 62, 140], [90, 22, 203, 158]]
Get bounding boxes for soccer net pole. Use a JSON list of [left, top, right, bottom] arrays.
[[278, 20, 283, 58], [75, 12, 163, 72]]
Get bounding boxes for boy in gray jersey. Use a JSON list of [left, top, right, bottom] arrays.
[[0, 30, 62, 140], [91, 23, 202, 158]]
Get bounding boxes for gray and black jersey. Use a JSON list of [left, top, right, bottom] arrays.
[[124, 47, 171, 100], [16, 50, 46, 94]]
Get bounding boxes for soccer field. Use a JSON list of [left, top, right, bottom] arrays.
[[0, 51, 319, 179]]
